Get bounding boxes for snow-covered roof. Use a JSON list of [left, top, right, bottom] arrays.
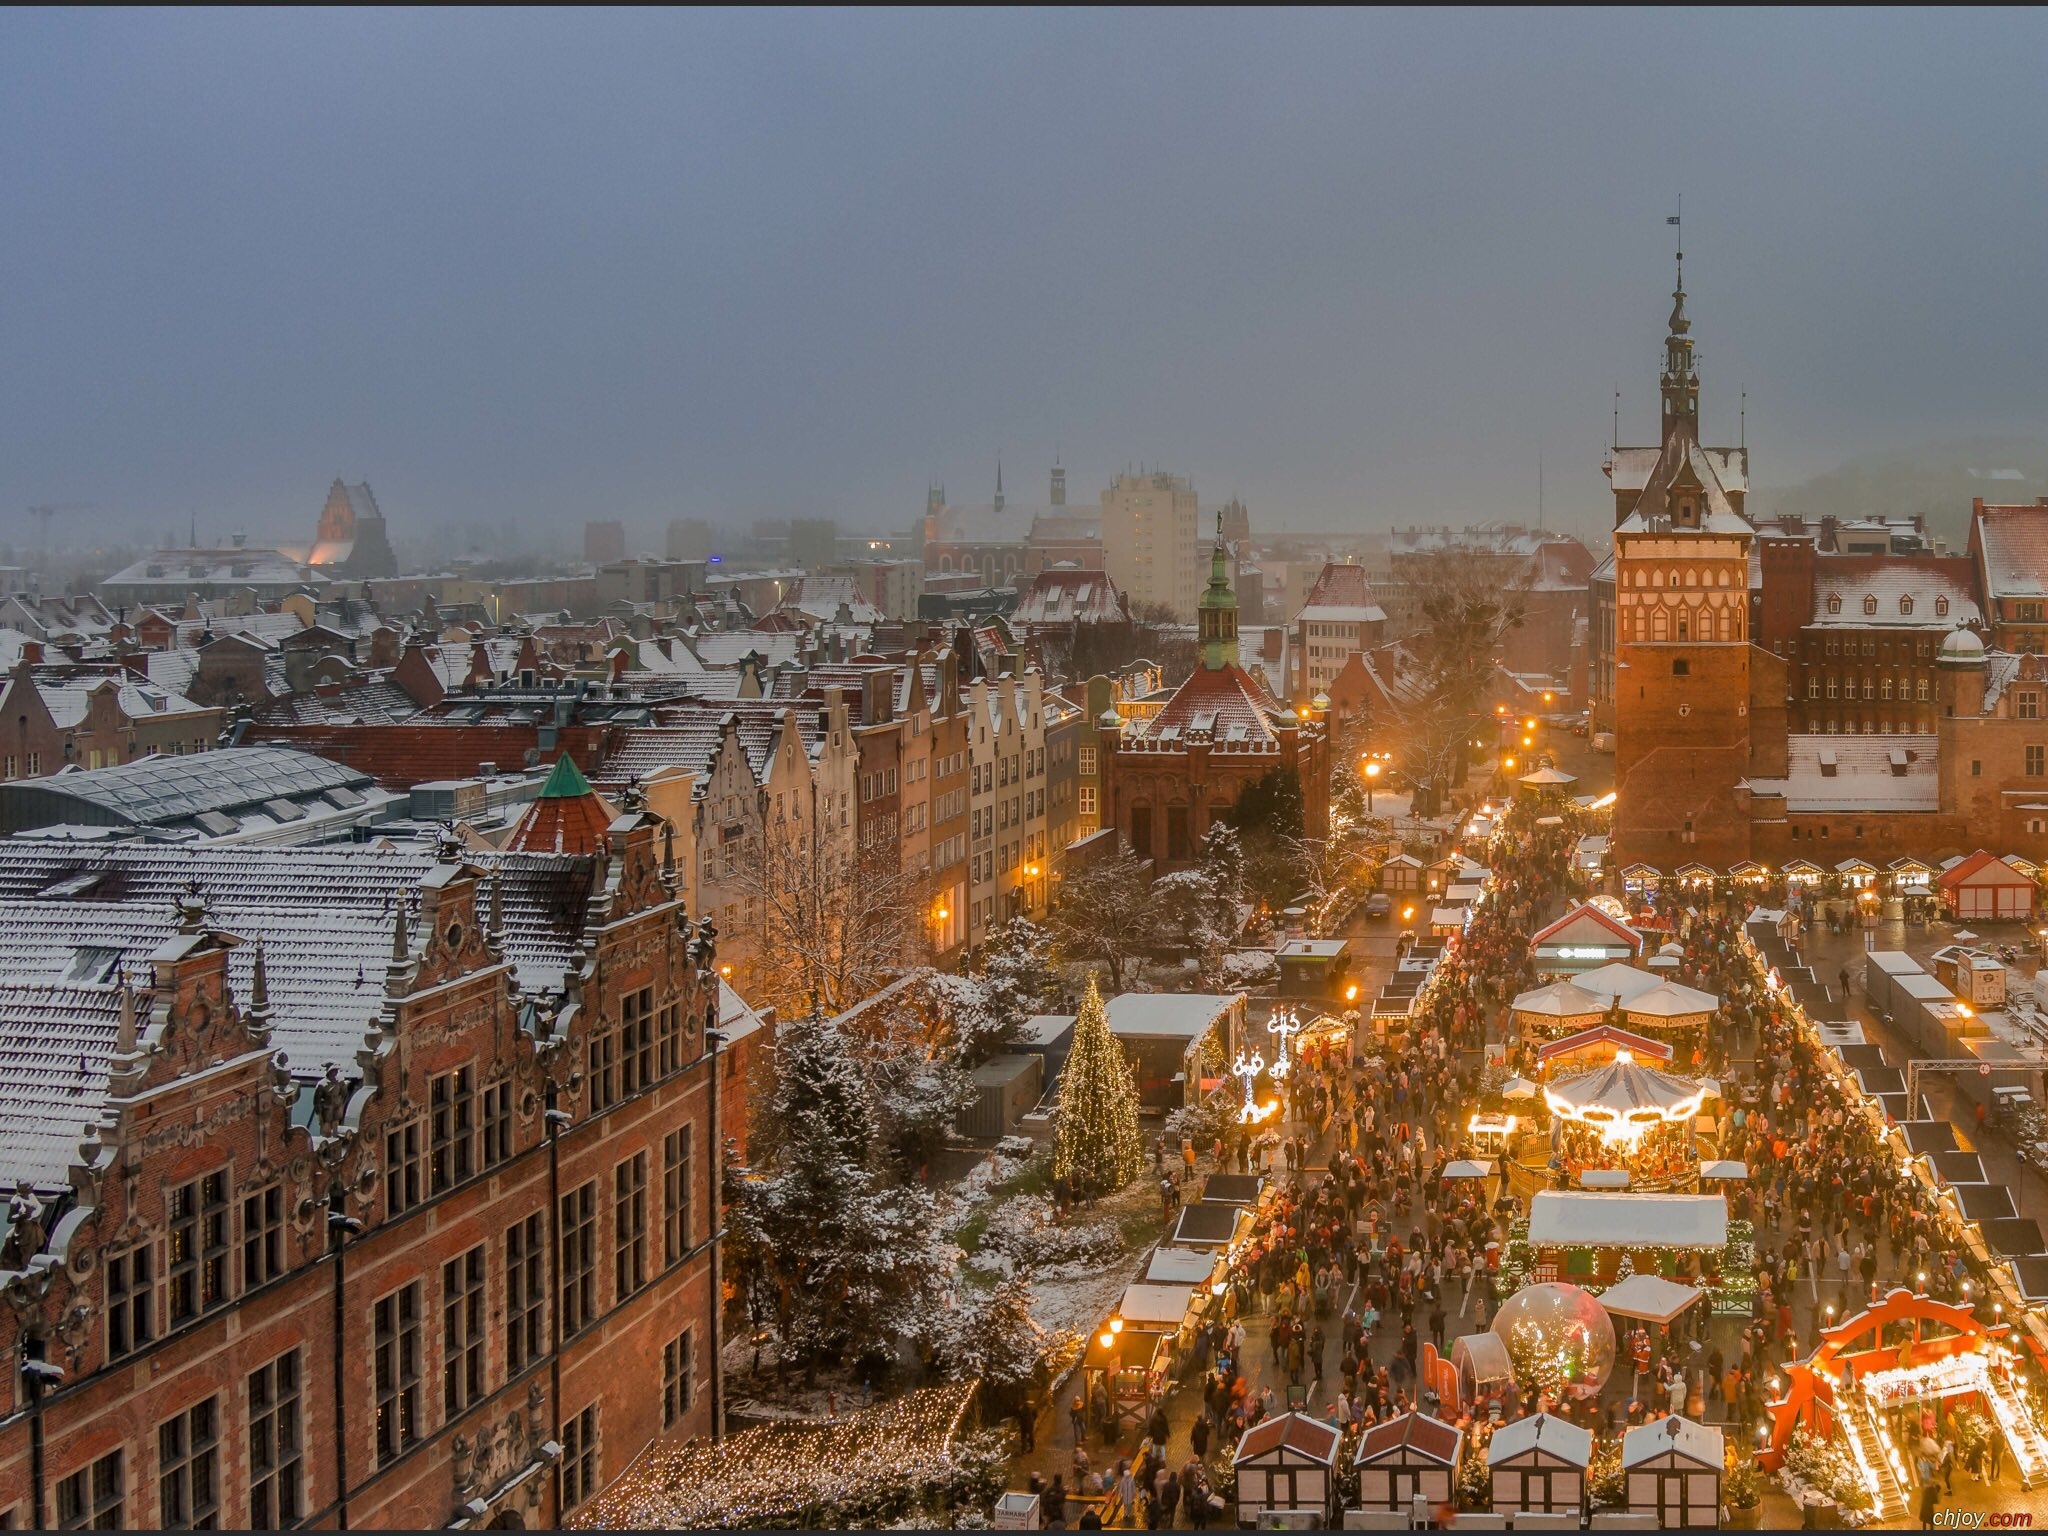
[[1527, 1191, 1728, 1250], [1564, 963, 1667, 1007], [1486, 1412, 1591, 1468], [1104, 992, 1241, 1040], [1608, 443, 1748, 497], [1597, 1273, 1704, 1324], [1117, 1282, 1197, 1327], [1744, 735, 1941, 813], [1622, 1415, 1722, 1470], [1144, 1247, 1221, 1285], [1810, 556, 1982, 629]]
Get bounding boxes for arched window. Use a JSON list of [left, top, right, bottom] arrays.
[[1668, 569, 1681, 590], [1651, 607, 1669, 641], [1899, 595, 1914, 616], [1685, 568, 1698, 587], [1652, 569, 1664, 588], [1863, 594, 1878, 615], [1716, 569, 1730, 588]]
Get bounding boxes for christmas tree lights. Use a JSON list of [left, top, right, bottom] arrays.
[[1052, 974, 1145, 1193]]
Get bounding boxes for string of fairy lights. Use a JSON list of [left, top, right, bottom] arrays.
[[567, 1382, 977, 1529]]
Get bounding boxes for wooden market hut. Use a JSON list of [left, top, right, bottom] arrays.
[[1380, 852, 1423, 892], [1622, 1415, 1724, 1528], [1486, 1412, 1590, 1515], [1529, 902, 1644, 975], [1353, 1411, 1463, 1511], [1080, 1326, 1172, 1422], [1231, 1412, 1341, 1524], [1937, 850, 2038, 922], [1525, 1191, 1728, 1286]]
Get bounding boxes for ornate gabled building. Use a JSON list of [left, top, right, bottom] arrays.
[[1100, 519, 1329, 869], [0, 826, 731, 1529]]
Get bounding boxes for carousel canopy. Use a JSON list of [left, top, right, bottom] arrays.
[[1512, 979, 1610, 1019], [1537, 1025, 1673, 1066], [1598, 1273, 1703, 1324], [1528, 1192, 1729, 1250], [1544, 1053, 1708, 1123]]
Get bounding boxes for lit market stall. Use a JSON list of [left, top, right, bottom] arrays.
[[1520, 1189, 1729, 1287], [1231, 1413, 1341, 1526], [1353, 1411, 1464, 1512]]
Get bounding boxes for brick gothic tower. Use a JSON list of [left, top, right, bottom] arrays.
[[1612, 264, 1759, 865]]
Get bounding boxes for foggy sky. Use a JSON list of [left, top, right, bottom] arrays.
[[9, 7, 2048, 553]]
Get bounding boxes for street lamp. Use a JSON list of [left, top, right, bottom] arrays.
[[1364, 758, 1382, 812]]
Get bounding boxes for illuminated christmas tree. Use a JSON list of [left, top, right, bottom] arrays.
[[1052, 974, 1144, 1194]]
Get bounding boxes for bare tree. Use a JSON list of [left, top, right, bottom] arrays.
[[741, 836, 930, 1020], [1387, 550, 1528, 815], [1048, 844, 1156, 992]]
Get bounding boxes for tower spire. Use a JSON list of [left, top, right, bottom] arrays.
[[1197, 509, 1238, 672], [993, 457, 1005, 516], [1658, 204, 1700, 444]]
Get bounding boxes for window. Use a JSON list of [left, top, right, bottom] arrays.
[[1078, 746, 1096, 777], [1826, 677, 1838, 700], [430, 1068, 474, 1194], [1863, 594, 1878, 615], [373, 1283, 422, 1466], [1079, 785, 1097, 818], [1936, 595, 1950, 617], [241, 1183, 283, 1291], [247, 1351, 303, 1530], [158, 1396, 219, 1529], [506, 1214, 546, 1373], [2022, 692, 2041, 720], [1900, 595, 1914, 615], [168, 1171, 228, 1325], [108, 1243, 153, 1359], [657, 999, 684, 1077], [1973, 760, 1983, 777], [1880, 677, 1893, 701], [443, 1244, 485, 1416], [385, 1119, 422, 1217], [619, 987, 653, 1098], [482, 1079, 513, 1169], [587, 1016, 618, 1114], [2029, 745, 2046, 778], [561, 1405, 599, 1512], [1671, 659, 1689, 676], [560, 1180, 597, 1336], [1807, 678, 1820, 700], [614, 1154, 648, 1299], [57, 1452, 124, 1531], [1918, 678, 1930, 702], [664, 1127, 692, 1264], [663, 1328, 694, 1429], [1827, 594, 1842, 614]]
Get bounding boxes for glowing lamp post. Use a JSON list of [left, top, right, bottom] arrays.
[[1364, 757, 1382, 813], [1232, 1049, 1266, 1123], [1267, 1006, 1303, 1082]]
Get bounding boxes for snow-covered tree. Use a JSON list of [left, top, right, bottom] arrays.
[[865, 1037, 975, 1171], [733, 1005, 952, 1375], [937, 1273, 1047, 1414], [1051, 975, 1145, 1195], [977, 917, 1060, 1029], [1049, 845, 1155, 992]]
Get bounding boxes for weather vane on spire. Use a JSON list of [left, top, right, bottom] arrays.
[[1668, 196, 1683, 288]]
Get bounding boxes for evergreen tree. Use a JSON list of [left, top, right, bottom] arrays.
[[1052, 975, 1145, 1195], [738, 1005, 951, 1374]]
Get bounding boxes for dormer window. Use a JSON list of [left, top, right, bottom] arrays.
[[1936, 595, 1950, 617], [1826, 595, 1843, 615], [1862, 595, 1878, 615], [1899, 596, 1914, 616]]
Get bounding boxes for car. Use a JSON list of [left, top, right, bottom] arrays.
[[1571, 720, 1590, 737], [1365, 893, 1392, 919]]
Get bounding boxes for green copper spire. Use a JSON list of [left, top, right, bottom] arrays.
[[1198, 510, 1238, 671], [538, 754, 593, 799]]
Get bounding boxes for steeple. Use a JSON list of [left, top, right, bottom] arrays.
[[1659, 247, 1700, 443], [1197, 510, 1239, 671], [993, 458, 1005, 516]]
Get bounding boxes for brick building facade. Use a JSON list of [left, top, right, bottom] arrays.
[[0, 826, 727, 1530]]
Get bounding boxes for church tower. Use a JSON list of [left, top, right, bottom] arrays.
[[1611, 262, 1760, 866], [1197, 513, 1239, 670]]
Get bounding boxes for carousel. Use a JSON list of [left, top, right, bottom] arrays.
[[1538, 1050, 1716, 1193]]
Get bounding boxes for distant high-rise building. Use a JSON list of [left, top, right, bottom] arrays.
[[787, 518, 839, 570], [583, 519, 626, 565], [666, 516, 714, 562], [1102, 471, 1202, 618]]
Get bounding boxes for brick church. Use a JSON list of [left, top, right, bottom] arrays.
[[1101, 519, 1330, 869]]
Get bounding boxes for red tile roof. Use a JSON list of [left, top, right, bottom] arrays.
[[1139, 662, 1288, 747], [1938, 849, 2035, 890], [241, 721, 615, 789], [505, 756, 616, 855]]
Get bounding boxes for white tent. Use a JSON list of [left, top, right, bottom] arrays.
[[1527, 1191, 1728, 1250], [1623, 979, 1721, 1021], [1572, 963, 1667, 1006], [1512, 979, 1610, 1020], [1579, 1169, 1631, 1189], [1597, 1273, 1704, 1324], [1443, 1160, 1494, 1179], [1698, 1160, 1749, 1182]]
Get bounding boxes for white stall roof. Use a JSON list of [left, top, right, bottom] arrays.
[[1868, 950, 1926, 977], [1598, 1273, 1703, 1324], [1117, 1282, 1197, 1328], [1622, 1415, 1723, 1470], [1527, 1191, 1729, 1250], [1144, 1247, 1221, 1285], [1699, 1160, 1750, 1181], [1487, 1412, 1591, 1468]]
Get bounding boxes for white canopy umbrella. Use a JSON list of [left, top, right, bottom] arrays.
[[1442, 1160, 1494, 1179], [1501, 1075, 1538, 1100], [1597, 1273, 1703, 1324], [1699, 1159, 1749, 1182], [1955, 929, 1980, 942]]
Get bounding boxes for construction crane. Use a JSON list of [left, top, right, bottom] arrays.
[[26, 503, 91, 559]]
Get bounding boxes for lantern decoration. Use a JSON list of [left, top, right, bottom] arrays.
[[1267, 1006, 1303, 1080], [1232, 1049, 1269, 1123]]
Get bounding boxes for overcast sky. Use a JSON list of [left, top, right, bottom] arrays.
[[8, 8, 2048, 551]]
